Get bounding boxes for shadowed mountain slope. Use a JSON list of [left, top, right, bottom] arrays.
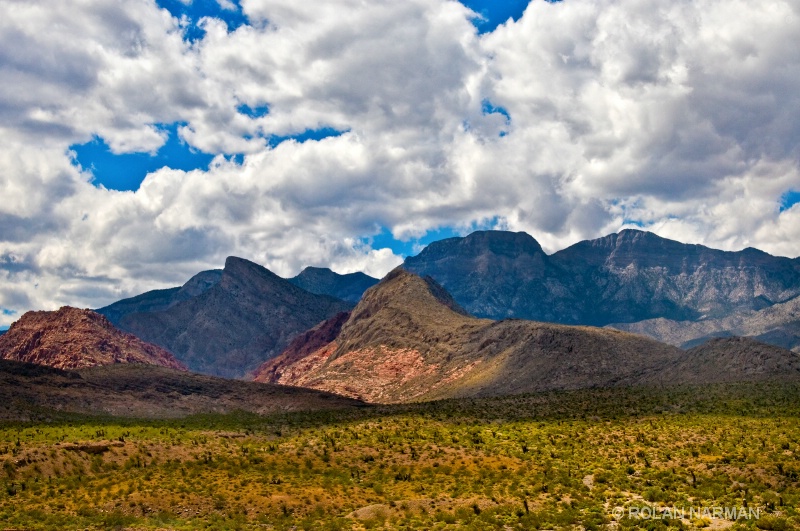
[[0, 361, 364, 421], [645, 337, 800, 385], [255, 269, 686, 403], [0, 307, 186, 371], [403, 229, 800, 326], [98, 269, 222, 324], [113, 257, 352, 379], [289, 267, 378, 303]]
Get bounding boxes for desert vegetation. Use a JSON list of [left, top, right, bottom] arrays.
[[1, 383, 798, 530]]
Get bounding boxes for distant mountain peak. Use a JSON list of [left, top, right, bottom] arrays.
[[412, 230, 544, 261], [300, 266, 334, 274], [223, 256, 283, 281], [112, 258, 352, 378], [583, 229, 681, 251], [289, 265, 378, 303]]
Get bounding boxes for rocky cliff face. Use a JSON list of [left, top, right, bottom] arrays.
[[403, 231, 563, 321], [289, 267, 378, 303], [255, 269, 685, 403], [115, 257, 352, 378], [404, 229, 800, 326], [554, 230, 800, 323], [0, 307, 186, 371]]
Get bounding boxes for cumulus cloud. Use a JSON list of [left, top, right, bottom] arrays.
[[1, 0, 800, 325]]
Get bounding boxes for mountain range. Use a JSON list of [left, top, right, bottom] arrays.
[[2, 228, 798, 405], [98, 257, 352, 378], [404, 229, 800, 325]]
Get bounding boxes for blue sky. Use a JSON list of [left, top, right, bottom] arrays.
[[69, 0, 532, 257], [2, 0, 800, 324]]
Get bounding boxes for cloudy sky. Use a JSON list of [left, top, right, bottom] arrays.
[[1, 0, 800, 327]]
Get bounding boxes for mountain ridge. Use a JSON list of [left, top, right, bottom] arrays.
[[113, 257, 352, 378], [404, 229, 800, 327], [610, 294, 800, 352]]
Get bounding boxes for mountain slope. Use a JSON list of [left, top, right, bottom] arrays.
[[403, 229, 800, 326], [646, 337, 800, 385], [610, 295, 800, 352], [255, 269, 685, 403], [0, 360, 364, 421], [97, 269, 222, 324], [116, 257, 352, 378], [289, 267, 378, 302], [0, 307, 186, 371]]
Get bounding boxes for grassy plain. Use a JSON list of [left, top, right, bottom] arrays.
[[1, 383, 799, 530]]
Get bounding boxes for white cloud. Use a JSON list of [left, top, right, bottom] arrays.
[[1, 0, 800, 326]]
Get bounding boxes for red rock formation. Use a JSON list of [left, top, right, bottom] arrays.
[[0, 307, 186, 371]]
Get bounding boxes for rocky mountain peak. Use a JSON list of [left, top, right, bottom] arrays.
[[176, 269, 223, 299], [335, 268, 473, 356], [112, 257, 352, 378], [222, 256, 283, 283]]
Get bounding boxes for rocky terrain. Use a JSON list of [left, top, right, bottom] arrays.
[[0, 307, 186, 371], [107, 257, 352, 379], [255, 269, 687, 403], [404, 229, 800, 326], [0, 360, 364, 421], [289, 267, 378, 302]]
